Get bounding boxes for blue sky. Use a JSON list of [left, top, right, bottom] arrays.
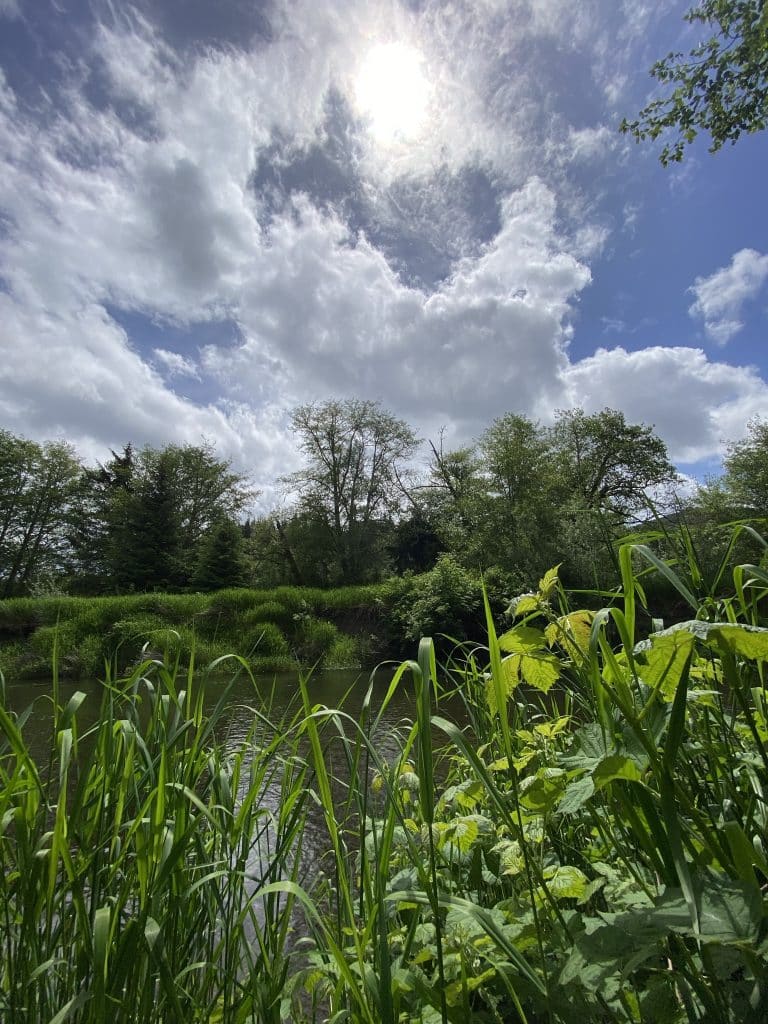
[[0, 0, 766, 505]]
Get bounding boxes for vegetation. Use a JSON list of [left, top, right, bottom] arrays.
[[0, 584, 398, 678], [2, 534, 768, 1022], [622, 0, 768, 164], [1, 403, 766, 610]]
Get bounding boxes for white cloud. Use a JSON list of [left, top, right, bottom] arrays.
[[154, 349, 201, 380], [0, 0, 766, 502], [0, 0, 21, 20], [202, 178, 591, 439], [562, 345, 768, 462], [689, 248, 768, 344]]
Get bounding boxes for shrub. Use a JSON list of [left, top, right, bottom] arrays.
[[243, 621, 292, 661], [324, 634, 361, 669], [294, 617, 339, 665], [237, 601, 293, 630]]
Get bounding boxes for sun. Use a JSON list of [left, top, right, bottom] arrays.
[[355, 42, 431, 143]]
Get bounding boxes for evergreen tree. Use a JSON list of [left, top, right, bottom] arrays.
[[193, 518, 249, 591], [117, 454, 183, 591]]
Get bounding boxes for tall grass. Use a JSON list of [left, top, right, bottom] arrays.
[[0, 654, 308, 1023], [2, 533, 768, 1022]]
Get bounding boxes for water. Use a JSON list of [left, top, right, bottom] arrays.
[[4, 666, 469, 887]]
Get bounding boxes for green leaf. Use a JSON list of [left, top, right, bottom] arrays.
[[498, 625, 546, 654], [637, 631, 695, 701], [520, 768, 567, 813], [712, 625, 768, 662], [558, 774, 595, 814], [447, 816, 479, 854], [545, 865, 589, 900], [512, 593, 539, 616], [538, 565, 561, 599], [592, 755, 644, 788], [519, 651, 560, 692]]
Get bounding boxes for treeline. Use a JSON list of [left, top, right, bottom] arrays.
[[1, 402, 766, 599]]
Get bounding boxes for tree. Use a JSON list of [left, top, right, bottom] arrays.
[[193, 517, 249, 591], [67, 445, 136, 592], [68, 441, 252, 592], [621, 0, 768, 164], [421, 436, 486, 564], [138, 443, 252, 570], [549, 408, 677, 519], [117, 452, 183, 591], [722, 416, 768, 512], [0, 431, 81, 596], [478, 413, 564, 579], [287, 400, 419, 583]]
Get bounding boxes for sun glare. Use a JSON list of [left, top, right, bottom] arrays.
[[355, 42, 431, 143]]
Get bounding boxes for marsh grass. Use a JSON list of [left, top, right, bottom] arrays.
[[0, 653, 310, 1023], [0, 583, 387, 679], [2, 534, 768, 1023]]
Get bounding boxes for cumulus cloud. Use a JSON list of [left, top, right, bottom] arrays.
[[688, 248, 768, 345], [0, 0, 21, 20], [153, 349, 201, 380], [0, 0, 766, 503], [562, 345, 768, 462]]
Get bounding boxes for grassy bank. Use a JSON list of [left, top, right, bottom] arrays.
[[1, 541, 768, 1022], [0, 556, 517, 680], [0, 581, 409, 678]]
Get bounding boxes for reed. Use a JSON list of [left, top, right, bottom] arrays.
[[2, 531, 767, 1022]]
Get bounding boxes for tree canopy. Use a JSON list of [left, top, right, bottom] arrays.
[[621, 0, 768, 164], [287, 399, 419, 583]]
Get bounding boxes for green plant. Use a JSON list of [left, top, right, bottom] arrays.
[[0, 658, 309, 1024], [293, 616, 340, 665]]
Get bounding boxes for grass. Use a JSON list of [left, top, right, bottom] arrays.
[[2, 534, 768, 1021], [0, 583, 396, 679]]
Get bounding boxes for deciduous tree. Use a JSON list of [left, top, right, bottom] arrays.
[[0, 431, 81, 596], [287, 400, 419, 583], [621, 0, 768, 164]]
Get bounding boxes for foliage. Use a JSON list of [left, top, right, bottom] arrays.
[[0, 430, 81, 597], [550, 407, 677, 518], [3, 532, 768, 1022], [293, 616, 340, 665], [67, 441, 252, 594], [396, 553, 484, 643], [288, 546, 768, 1024], [287, 399, 418, 584], [0, 660, 307, 1024], [621, 0, 768, 164], [193, 516, 250, 591], [722, 415, 768, 513]]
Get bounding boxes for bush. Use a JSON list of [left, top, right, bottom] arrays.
[[294, 617, 339, 665], [28, 622, 78, 659], [238, 601, 293, 630], [324, 634, 361, 669], [243, 622, 292, 661], [398, 554, 482, 643]]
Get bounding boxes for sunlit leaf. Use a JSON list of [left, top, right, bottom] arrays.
[[498, 625, 546, 654], [712, 625, 768, 662], [538, 565, 561, 599], [519, 652, 561, 692], [637, 631, 695, 701], [545, 864, 589, 899], [592, 754, 644, 788]]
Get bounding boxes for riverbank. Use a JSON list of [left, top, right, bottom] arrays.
[[0, 555, 517, 680], [0, 581, 400, 678]]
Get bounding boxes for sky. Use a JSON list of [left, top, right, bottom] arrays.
[[0, 0, 767, 508]]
